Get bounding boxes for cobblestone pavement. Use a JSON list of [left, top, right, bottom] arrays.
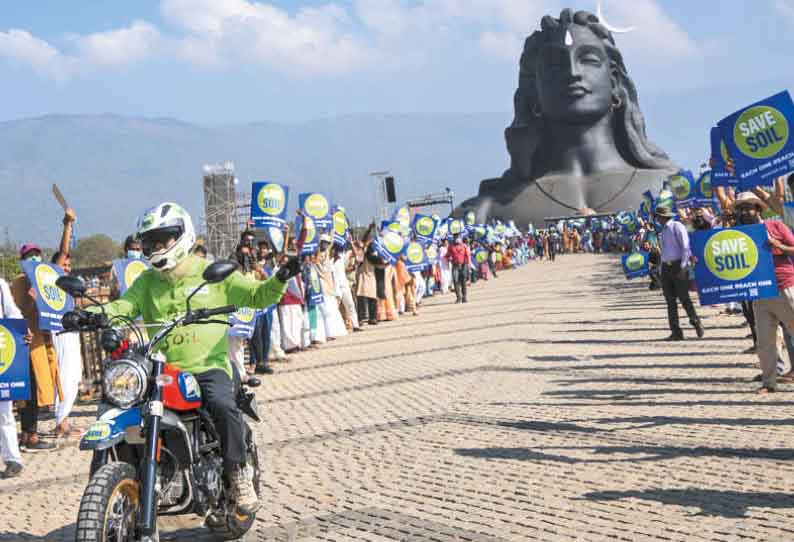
[[3, 254, 794, 541]]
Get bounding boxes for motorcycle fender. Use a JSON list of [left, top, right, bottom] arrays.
[[80, 407, 143, 451]]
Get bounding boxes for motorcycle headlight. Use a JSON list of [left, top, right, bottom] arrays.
[[103, 359, 148, 409]]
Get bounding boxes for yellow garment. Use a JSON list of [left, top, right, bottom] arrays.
[[10, 274, 63, 406]]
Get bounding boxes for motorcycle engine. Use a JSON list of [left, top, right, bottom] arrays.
[[193, 455, 224, 511]]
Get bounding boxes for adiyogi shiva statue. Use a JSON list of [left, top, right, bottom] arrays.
[[458, 9, 678, 224]]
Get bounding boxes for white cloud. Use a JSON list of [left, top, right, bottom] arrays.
[[775, 0, 794, 24], [0, 21, 160, 79], [0, 29, 71, 79], [0, 0, 699, 80], [161, 0, 377, 75], [605, 0, 698, 62], [77, 21, 161, 67]]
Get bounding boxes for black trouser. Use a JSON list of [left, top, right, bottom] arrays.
[[661, 260, 700, 336], [549, 243, 556, 261], [357, 296, 377, 322], [452, 264, 468, 301], [250, 310, 271, 367], [20, 360, 38, 434], [195, 368, 246, 472], [649, 265, 662, 290]]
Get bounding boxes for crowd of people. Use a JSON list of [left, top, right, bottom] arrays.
[[11, 177, 790, 483], [0, 204, 567, 479], [618, 171, 794, 396], [217, 222, 540, 380]]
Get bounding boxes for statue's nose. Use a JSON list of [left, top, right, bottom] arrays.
[[564, 51, 582, 79]]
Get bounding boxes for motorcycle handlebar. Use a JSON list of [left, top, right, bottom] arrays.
[[183, 305, 237, 324], [202, 305, 237, 317]]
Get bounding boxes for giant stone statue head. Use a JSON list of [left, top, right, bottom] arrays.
[[459, 8, 678, 225]]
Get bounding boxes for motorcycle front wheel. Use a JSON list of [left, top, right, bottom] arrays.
[[75, 462, 142, 542]]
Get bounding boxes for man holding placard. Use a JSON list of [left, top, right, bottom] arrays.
[[10, 207, 76, 451], [656, 206, 704, 341], [0, 278, 32, 478], [732, 192, 794, 393]]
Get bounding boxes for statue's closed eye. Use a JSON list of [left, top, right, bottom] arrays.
[[579, 53, 602, 66]]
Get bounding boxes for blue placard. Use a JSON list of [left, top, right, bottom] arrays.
[[425, 244, 439, 265], [412, 214, 437, 247], [296, 214, 318, 255], [668, 170, 696, 209], [638, 190, 653, 220], [306, 266, 324, 306], [693, 171, 717, 208], [710, 127, 739, 188], [228, 307, 259, 339], [331, 206, 349, 247], [691, 224, 779, 305], [373, 231, 406, 265], [20, 261, 74, 331], [299, 192, 331, 230], [621, 251, 650, 279], [718, 91, 794, 189], [251, 182, 289, 228], [404, 241, 428, 272], [0, 318, 30, 401], [112, 259, 151, 295]]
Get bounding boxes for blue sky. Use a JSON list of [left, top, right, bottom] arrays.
[[1, 1, 794, 169]]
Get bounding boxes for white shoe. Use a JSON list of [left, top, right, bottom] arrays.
[[229, 466, 260, 515]]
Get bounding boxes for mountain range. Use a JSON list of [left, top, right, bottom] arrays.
[[0, 112, 514, 246]]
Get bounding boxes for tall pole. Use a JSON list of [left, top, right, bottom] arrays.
[[369, 170, 390, 225]]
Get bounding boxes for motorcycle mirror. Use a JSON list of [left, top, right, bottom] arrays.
[[55, 276, 86, 298], [202, 260, 238, 284]]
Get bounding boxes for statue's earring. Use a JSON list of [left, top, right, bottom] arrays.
[[611, 95, 623, 111], [532, 103, 543, 117]]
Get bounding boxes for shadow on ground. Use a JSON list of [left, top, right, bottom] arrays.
[[454, 445, 794, 465], [581, 488, 794, 518]]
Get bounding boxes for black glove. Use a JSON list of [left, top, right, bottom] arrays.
[[61, 310, 107, 331], [276, 256, 302, 282], [61, 310, 85, 331]]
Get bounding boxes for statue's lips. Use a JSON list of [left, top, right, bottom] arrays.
[[565, 85, 591, 97]]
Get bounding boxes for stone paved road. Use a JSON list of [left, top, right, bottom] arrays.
[[3, 254, 794, 541]]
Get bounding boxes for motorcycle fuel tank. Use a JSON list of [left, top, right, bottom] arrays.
[[162, 364, 203, 411]]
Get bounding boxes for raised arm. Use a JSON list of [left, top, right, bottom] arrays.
[[55, 208, 77, 268]]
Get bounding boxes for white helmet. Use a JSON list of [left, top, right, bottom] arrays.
[[135, 202, 196, 271]]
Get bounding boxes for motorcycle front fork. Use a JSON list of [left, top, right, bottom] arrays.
[[140, 359, 165, 538]]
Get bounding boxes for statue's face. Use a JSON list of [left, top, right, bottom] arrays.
[[536, 25, 613, 123]]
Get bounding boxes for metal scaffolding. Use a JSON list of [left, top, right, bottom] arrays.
[[405, 190, 455, 217], [202, 162, 237, 260]]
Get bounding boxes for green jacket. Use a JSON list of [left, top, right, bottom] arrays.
[[92, 255, 287, 376]]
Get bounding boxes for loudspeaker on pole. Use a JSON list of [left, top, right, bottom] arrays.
[[385, 176, 396, 203]]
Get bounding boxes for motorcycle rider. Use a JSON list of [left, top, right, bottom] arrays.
[[71, 202, 300, 515]]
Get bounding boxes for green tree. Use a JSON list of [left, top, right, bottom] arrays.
[[0, 252, 21, 281], [71, 234, 120, 268]]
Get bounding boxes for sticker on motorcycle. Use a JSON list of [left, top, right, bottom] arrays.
[[83, 422, 112, 441]]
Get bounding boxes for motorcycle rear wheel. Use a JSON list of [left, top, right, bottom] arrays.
[[75, 462, 144, 542]]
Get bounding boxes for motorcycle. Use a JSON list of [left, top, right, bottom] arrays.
[[56, 260, 263, 542]]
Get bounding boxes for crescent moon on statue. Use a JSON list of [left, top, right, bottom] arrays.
[[596, 1, 635, 34]]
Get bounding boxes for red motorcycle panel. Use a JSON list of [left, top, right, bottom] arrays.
[[162, 364, 203, 411]]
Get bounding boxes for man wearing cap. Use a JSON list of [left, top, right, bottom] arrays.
[[10, 208, 75, 451], [734, 191, 794, 393], [655, 205, 704, 341]]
